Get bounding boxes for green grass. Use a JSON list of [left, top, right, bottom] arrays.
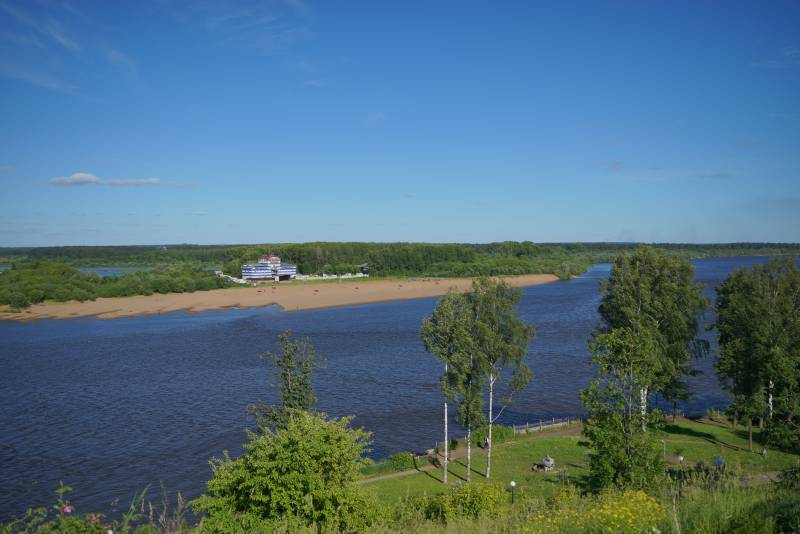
[[657, 419, 798, 473], [362, 419, 800, 505], [361, 455, 434, 477], [363, 426, 588, 504]]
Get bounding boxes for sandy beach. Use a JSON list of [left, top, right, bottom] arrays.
[[0, 274, 560, 322]]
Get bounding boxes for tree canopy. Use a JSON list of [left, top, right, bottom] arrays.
[[581, 247, 708, 490], [597, 247, 708, 411], [421, 289, 485, 481], [464, 278, 535, 479], [715, 258, 800, 452]]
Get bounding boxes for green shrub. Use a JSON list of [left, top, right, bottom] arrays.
[[388, 452, 415, 472], [430, 483, 507, 522], [474, 424, 515, 447], [4, 290, 29, 309], [0, 261, 231, 308], [0, 483, 148, 534], [777, 464, 800, 490], [192, 411, 378, 533], [716, 489, 800, 533]]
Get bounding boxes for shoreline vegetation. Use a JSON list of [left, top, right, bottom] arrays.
[[4, 416, 798, 533], [1, 242, 798, 321], [0, 273, 559, 322]]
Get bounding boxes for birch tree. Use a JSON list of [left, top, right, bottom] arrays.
[[580, 325, 665, 490], [444, 353, 484, 482], [715, 258, 800, 452], [467, 278, 535, 480], [421, 290, 483, 483], [597, 247, 708, 428]]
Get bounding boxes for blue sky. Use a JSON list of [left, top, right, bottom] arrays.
[[1, 1, 798, 246]]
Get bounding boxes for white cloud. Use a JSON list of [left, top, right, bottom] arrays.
[[365, 111, 386, 122], [752, 46, 800, 69], [0, 31, 45, 48], [164, 0, 314, 55], [692, 171, 732, 179], [44, 18, 79, 50], [49, 172, 161, 186], [106, 48, 138, 79], [0, 59, 74, 91], [284, 0, 310, 17]]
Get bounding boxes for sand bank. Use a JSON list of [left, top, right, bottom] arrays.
[[0, 274, 560, 322]]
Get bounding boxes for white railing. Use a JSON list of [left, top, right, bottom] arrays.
[[511, 416, 582, 435]]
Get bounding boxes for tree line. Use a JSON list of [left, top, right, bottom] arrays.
[[4, 241, 799, 279], [581, 249, 800, 491], [0, 261, 230, 309]]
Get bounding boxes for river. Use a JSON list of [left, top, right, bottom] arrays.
[[0, 256, 776, 519]]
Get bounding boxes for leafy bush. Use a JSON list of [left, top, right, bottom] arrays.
[[0, 482, 148, 534], [430, 483, 507, 521], [765, 420, 800, 454], [0, 261, 230, 308], [388, 452, 415, 472], [474, 424, 515, 447], [777, 464, 800, 490], [192, 410, 378, 533]]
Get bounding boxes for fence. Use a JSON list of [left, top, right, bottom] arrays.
[[511, 415, 582, 436], [428, 416, 583, 457]]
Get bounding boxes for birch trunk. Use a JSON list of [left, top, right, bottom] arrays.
[[486, 373, 494, 479], [443, 398, 448, 484], [466, 427, 471, 482], [769, 379, 774, 420], [640, 386, 648, 432]]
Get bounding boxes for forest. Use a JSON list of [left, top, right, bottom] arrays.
[[1, 241, 798, 309], [0, 261, 230, 309], [3, 241, 799, 277]]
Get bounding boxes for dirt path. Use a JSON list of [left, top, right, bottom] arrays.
[[360, 424, 582, 484]]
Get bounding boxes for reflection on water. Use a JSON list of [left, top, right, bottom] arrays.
[[0, 256, 777, 519]]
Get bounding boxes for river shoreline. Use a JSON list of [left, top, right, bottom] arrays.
[[0, 274, 560, 322]]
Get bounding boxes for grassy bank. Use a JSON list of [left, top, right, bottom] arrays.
[[3, 418, 798, 533], [362, 418, 798, 503]]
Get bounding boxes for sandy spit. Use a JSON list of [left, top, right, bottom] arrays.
[[0, 275, 560, 323]]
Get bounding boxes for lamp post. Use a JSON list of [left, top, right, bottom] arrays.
[[510, 480, 516, 504]]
